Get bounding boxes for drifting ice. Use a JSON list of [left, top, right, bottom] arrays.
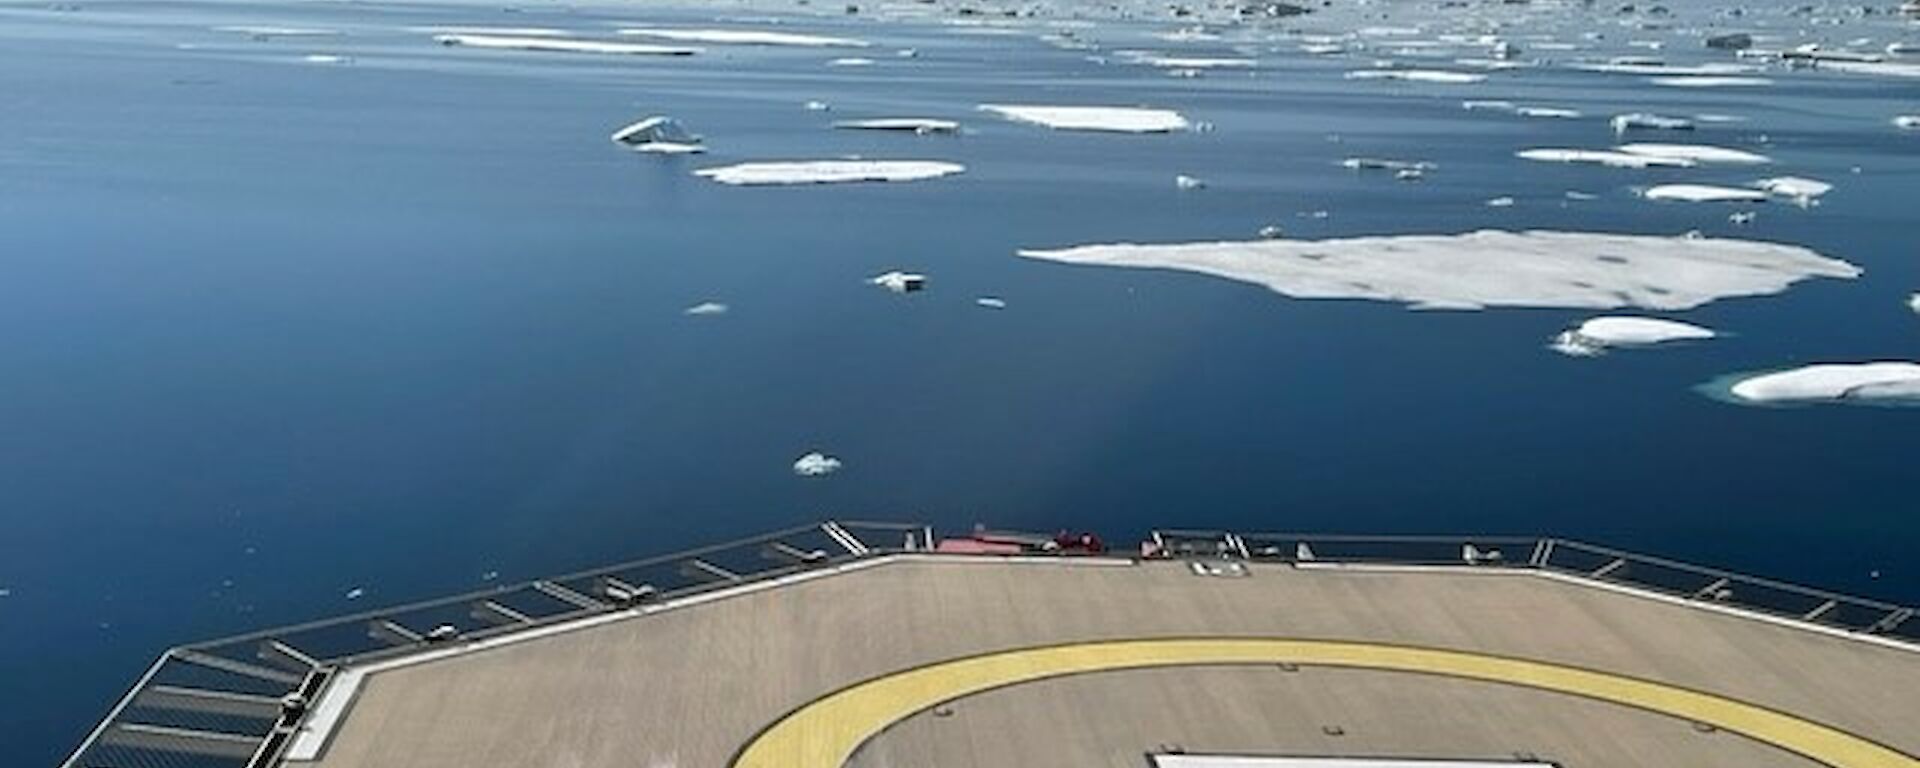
[[869, 271, 927, 293], [1726, 363, 1920, 404], [1344, 69, 1487, 83], [978, 104, 1190, 133], [433, 34, 700, 56], [1617, 143, 1771, 165], [693, 160, 963, 185], [793, 452, 843, 477], [616, 28, 868, 47], [1551, 316, 1715, 356], [683, 302, 729, 316], [832, 118, 960, 134], [1516, 149, 1694, 168], [1016, 230, 1859, 311], [1642, 184, 1771, 203], [610, 116, 704, 154]]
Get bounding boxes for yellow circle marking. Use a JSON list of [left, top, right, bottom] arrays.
[[732, 638, 1918, 768]]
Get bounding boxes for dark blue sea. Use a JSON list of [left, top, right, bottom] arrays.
[[2, 0, 1916, 763]]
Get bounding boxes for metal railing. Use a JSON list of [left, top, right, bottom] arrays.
[[1152, 529, 1918, 645], [60, 520, 927, 768], [65, 523, 1917, 768]]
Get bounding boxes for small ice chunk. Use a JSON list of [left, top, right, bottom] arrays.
[[216, 25, 340, 38], [1344, 69, 1487, 83], [869, 270, 927, 292], [684, 302, 729, 316], [827, 57, 875, 67], [1175, 174, 1205, 190], [345, 587, 365, 600], [1727, 362, 1920, 404], [302, 54, 351, 64], [615, 28, 869, 47], [793, 451, 843, 476], [1462, 100, 1517, 111], [1257, 225, 1286, 239], [1551, 316, 1716, 356], [1896, 115, 1920, 129], [1617, 143, 1771, 165], [693, 160, 963, 185], [633, 142, 705, 155], [805, 100, 832, 111], [1517, 148, 1695, 168], [833, 118, 960, 134], [1729, 211, 1757, 225], [975, 297, 1008, 309], [611, 116, 702, 149], [1395, 168, 1424, 181], [1611, 112, 1694, 132], [1341, 157, 1434, 171], [1642, 184, 1771, 203], [1516, 107, 1582, 118], [433, 34, 700, 56], [1565, 191, 1599, 201], [1486, 196, 1515, 207], [1907, 293, 1919, 314], [979, 104, 1190, 133]]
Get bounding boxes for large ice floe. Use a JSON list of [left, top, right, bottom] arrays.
[[692, 160, 963, 185], [1016, 230, 1859, 311], [978, 104, 1189, 133], [433, 34, 699, 56], [1616, 143, 1771, 165], [1722, 363, 1920, 405], [1641, 184, 1771, 203], [1550, 316, 1715, 356], [615, 28, 867, 47], [1516, 149, 1695, 168]]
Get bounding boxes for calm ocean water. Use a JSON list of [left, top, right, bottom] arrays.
[[2, 0, 1916, 762]]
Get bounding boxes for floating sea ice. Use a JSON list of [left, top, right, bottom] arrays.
[[1729, 211, 1757, 225], [1725, 362, 1920, 405], [975, 297, 1008, 309], [433, 34, 699, 55], [615, 28, 868, 47], [693, 160, 963, 185], [1462, 100, 1517, 111], [1344, 69, 1487, 83], [978, 104, 1190, 133], [1175, 174, 1205, 190], [805, 100, 832, 111], [833, 118, 960, 134], [683, 302, 729, 316], [1649, 76, 1774, 87], [827, 57, 876, 66], [302, 54, 351, 64], [1016, 230, 1859, 311], [1816, 60, 1920, 78], [869, 270, 927, 292], [1486, 196, 1515, 207], [1516, 148, 1695, 168], [215, 25, 340, 38], [345, 587, 365, 600], [1753, 176, 1833, 204], [1516, 107, 1581, 118], [1342, 157, 1435, 171], [1143, 56, 1257, 69], [1897, 116, 1920, 129], [1611, 112, 1694, 132], [1616, 143, 1771, 165], [1642, 184, 1771, 203], [1550, 316, 1716, 356], [1565, 191, 1599, 201], [611, 116, 704, 153], [793, 452, 843, 477], [1908, 293, 1920, 314]]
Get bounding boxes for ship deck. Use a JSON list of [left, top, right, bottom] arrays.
[[291, 556, 1920, 768]]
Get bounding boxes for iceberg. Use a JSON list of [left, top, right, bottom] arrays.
[[1016, 230, 1859, 311], [693, 160, 963, 185], [1344, 69, 1487, 83], [869, 271, 927, 292], [979, 104, 1190, 133], [433, 34, 699, 56], [793, 452, 843, 477], [832, 118, 960, 134], [1516, 148, 1694, 168], [1617, 143, 1770, 165], [616, 28, 868, 47], [1550, 316, 1715, 356], [1642, 184, 1771, 203], [1725, 363, 1920, 404]]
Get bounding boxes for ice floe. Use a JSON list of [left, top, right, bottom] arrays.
[[826, 57, 876, 67], [979, 104, 1189, 133], [832, 118, 960, 134], [1017, 230, 1858, 311], [216, 25, 340, 38], [1909, 293, 1920, 314], [1573, 61, 1761, 75], [1753, 176, 1833, 204], [1341, 157, 1435, 172], [693, 160, 963, 185], [793, 452, 843, 477], [1142, 56, 1257, 69], [976, 297, 1008, 309], [1516, 107, 1582, 119], [616, 28, 868, 47], [1642, 184, 1771, 203], [1611, 113, 1695, 132], [1344, 69, 1487, 83], [1816, 60, 1920, 78], [1617, 143, 1771, 165], [1724, 363, 1920, 405], [1550, 316, 1715, 356], [869, 270, 927, 292], [1649, 76, 1775, 87], [1894, 116, 1920, 130], [683, 302, 729, 316], [1516, 149, 1694, 168], [433, 34, 699, 56]]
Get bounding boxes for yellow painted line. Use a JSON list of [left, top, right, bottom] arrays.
[[732, 638, 1918, 768]]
